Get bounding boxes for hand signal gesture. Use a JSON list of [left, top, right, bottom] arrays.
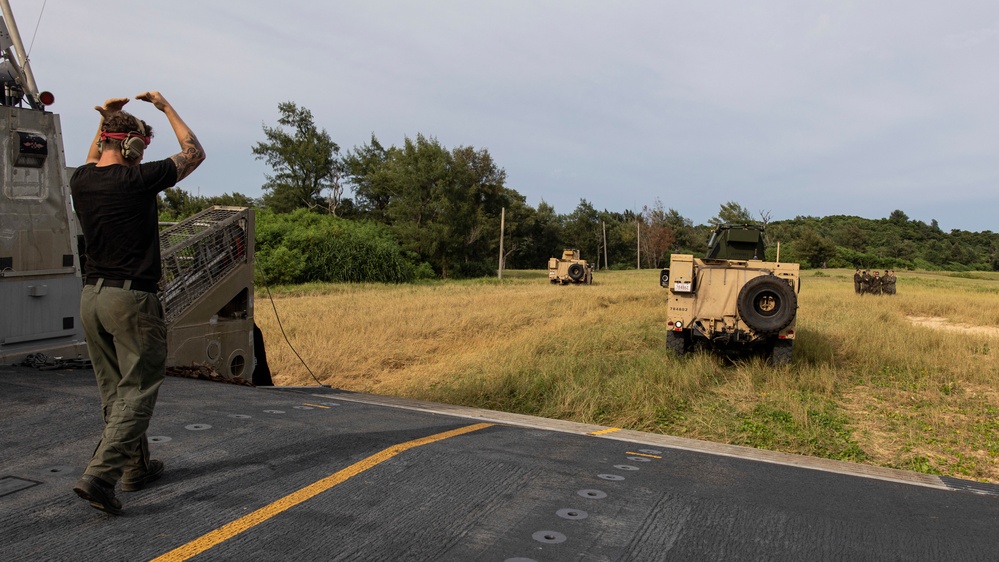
[[94, 97, 129, 119], [136, 91, 171, 112]]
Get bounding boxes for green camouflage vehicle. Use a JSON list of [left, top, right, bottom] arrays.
[[659, 224, 800, 365]]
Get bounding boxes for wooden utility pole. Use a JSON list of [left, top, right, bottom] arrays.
[[497, 207, 505, 279], [636, 219, 641, 270], [603, 221, 608, 270]]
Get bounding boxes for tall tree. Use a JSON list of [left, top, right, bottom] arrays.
[[660, 208, 694, 253], [833, 222, 868, 251], [795, 227, 839, 268], [709, 201, 756, 226], [641, 199, 676, 268], [253, 102, 345, 214], [344, 134, 391, 219], [445, 144, 507, 276], [562, 199, 602, 261], [361, 134, 508, 278], [605, 209, 639, 268], [492, 189, 540, 270], [525, 200, 563, 265]]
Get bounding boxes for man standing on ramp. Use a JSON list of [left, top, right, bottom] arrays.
[[70, 92, 205, 515]]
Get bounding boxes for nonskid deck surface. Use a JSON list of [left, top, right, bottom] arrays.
[[2, 367, 997, 561]]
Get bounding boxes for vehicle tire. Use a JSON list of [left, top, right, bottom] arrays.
[[667, 330, 688, 357], [770, 339, 793, 366], [737, 275, 797, 334], [567, 263, 585, 281]]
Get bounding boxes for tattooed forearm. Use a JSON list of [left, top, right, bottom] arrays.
[[170, 133, 206, 181], [137, 93, 206, 182]]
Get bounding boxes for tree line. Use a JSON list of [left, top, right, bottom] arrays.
[[157, 102, 999, 283]]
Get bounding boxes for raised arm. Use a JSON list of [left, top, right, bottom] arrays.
[[136, 91, 206, 181], [85, 97, 130, 164]]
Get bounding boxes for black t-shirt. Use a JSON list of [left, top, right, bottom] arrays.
[[70, 160, 178, 283]]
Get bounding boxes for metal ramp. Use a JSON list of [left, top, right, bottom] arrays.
[[158, 206, 255, 380]]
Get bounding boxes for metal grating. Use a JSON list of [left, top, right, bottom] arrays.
[[159, 207, 250, 324]]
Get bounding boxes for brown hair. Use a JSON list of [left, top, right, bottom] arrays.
[[102, 111, 154, 138]]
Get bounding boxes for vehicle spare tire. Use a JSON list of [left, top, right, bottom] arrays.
[[737, 275, 797, 334], [567, 263, 585, 281]]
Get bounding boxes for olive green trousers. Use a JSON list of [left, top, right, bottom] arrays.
[[80, 283, 167, 484]]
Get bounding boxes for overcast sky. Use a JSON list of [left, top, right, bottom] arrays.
[[9, 1, 999, 232]]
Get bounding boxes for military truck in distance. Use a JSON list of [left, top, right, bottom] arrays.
[[549, 249, 593, 285], [659, 224, 800, 365]]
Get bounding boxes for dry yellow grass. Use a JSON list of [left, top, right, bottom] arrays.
[[255, 272, 656, 391], [254, 268, 999, 482]]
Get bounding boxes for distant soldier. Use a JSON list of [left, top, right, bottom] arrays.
[[860, 270, 871, 295], [853, 269, 862, 294], [870, 271, 882, 295], [885, 270, 897, 295]]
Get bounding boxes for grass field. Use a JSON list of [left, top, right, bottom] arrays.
[[254, 268, 999, 483]]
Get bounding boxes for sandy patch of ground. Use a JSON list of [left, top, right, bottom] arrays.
[[907, 316, 999, 337]]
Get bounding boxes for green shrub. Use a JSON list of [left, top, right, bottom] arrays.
[[256, 245, 306, 285], [254, 209, 417, 284], [413, 262, 437, 280]]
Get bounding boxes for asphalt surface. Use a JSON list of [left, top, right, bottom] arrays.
[[2, 366, 997, 561]]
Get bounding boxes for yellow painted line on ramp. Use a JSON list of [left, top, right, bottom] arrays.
[[151, 422, 494, 562], [626, 451, 662, 459], [302, 403, 330, 409], [588, 427, 622, 436]]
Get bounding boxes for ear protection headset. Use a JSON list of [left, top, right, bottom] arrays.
[[98, 130, 151, 160], [120, 132, 148, 160], [98, 120, 151, 160]]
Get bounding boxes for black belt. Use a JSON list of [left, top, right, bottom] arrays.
[[85, 277, 159, 293]]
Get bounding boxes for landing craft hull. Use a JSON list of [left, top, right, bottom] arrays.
[[0, 105, 88, 363]]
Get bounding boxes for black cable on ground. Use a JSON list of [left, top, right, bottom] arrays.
[[254, 260, 329, 388]]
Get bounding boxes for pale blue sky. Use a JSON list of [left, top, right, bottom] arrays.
[[11, 0, 999, 231]]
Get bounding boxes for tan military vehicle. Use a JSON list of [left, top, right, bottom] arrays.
[[548, 249, 593, 285], [659, 224, 799, 365]]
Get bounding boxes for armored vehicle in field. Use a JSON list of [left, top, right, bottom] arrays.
[[659, 224, 800, 365], [548, 249, 593, 284]]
